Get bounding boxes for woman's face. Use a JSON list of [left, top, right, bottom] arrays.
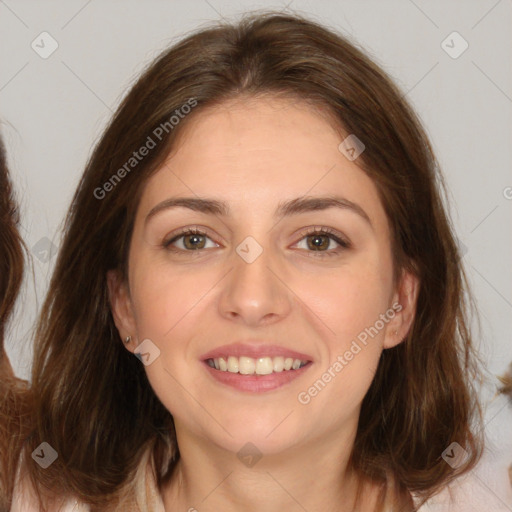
[[109, 95, 417, 456]]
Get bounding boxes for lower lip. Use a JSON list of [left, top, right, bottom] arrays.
[[202, 361, 313, 392]]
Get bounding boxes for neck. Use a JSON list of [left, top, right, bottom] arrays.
[[162, 419, 387, 512]]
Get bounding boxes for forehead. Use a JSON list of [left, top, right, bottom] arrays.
[[137, 95, 388, 233], [171, 94, 343, 162]]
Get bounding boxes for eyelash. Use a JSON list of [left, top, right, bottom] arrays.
[[163, 226, 351, 258]]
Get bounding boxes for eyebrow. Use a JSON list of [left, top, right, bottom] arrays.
[[145, 195, 373, 229]]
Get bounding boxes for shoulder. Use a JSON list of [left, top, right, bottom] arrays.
[[358, 470, 416, 512], [10, 443, 165, 512], [10, 454, 89, 512], [121, 443, 166, 512], [11, 479, 89, 512]]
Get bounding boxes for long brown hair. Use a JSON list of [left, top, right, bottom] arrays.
[[23, 11, 484, 511], [0, 132, 30, 512]]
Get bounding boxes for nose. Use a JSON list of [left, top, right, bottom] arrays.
[[218, 238, 292, 327]]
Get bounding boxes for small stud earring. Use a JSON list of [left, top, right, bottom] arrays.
[[124, 336, 131, 344], [395, 330, 398, 336]]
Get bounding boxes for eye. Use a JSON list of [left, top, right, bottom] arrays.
[[162, 226, 351, 257], [163, 227, 218, 252], [294, 227, 351, 257]]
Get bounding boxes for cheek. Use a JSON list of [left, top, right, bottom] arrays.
[[129, 261, 218, 404], [294, 261, 392, 406], [130, 265, 208, 415], [131, 258, 213, 339], [298, 260, 392, 344]]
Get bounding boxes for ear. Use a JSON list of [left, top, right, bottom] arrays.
[[107, 269, 137, 352], [383, 268, 420, 349]]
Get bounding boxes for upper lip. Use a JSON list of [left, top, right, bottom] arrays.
[[200, 341, 313, 362]]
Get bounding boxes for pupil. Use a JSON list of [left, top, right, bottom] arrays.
[[309, 235, 327, 251], [186, 234, 205, 250]]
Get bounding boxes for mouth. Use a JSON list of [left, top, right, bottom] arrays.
[[200, 342, 313, 392], [205, 355, 311, 375]]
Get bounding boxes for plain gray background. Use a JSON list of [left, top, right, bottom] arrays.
[[1, 1, 511, 509]]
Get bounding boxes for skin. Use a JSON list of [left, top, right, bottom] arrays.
[[108, 95, 419, 512]]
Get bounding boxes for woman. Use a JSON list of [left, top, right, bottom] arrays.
[[13, 12, 484, 511], [0, 133, 30, 512]]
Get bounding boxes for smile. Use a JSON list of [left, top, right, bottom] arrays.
[[206, 356, 310, 375]]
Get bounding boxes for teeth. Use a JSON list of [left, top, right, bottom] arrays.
[[227, 356, 238, 373], [207, 356, 308, 375], [239, 356, 255, 375]]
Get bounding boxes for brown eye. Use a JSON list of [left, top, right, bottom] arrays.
[[306, 233, 331, 251], [164, 228, 217, 252], [181, 232, 207, 250], [295, 227, 351, 257]]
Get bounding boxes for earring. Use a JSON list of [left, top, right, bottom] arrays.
[[395, 330, 398, 336], [124, 336, 131, 344]]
